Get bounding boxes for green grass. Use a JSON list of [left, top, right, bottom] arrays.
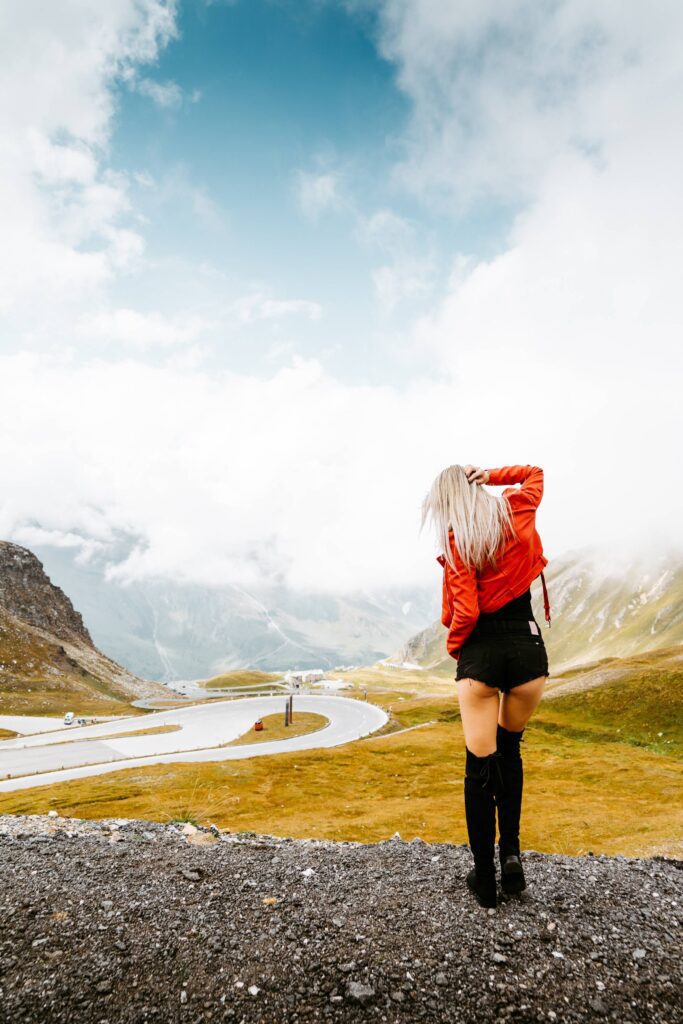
[[201, 670, 282, 690], [538, 659, 683, 757]]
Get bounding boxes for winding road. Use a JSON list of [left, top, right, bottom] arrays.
[[0, 696, 387, 793]]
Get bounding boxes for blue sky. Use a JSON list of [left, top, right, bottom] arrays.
[[106, 0, 508, 383], [0, 0, 681, 591]]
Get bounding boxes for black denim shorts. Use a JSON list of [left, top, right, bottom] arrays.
[[455, 620, 550, 694]]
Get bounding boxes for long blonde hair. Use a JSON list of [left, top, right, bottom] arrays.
[[421, 464, 517, 574]]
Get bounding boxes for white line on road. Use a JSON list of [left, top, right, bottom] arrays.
[[0, 696, 388, 793]]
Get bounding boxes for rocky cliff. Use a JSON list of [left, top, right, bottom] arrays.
[[0, 542, 167, 714], [0, 541, 92, 645]]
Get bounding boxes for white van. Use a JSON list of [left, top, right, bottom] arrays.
[[63, 711, 75, 726]]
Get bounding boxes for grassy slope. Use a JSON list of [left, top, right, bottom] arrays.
[[227, 712, 328, 746], [1, 646, 680, 857], [537, 655, 683, 758], [0, 718, 678, 858], [201, 670, 282, 690], [0, 611, 147, 718], [397, 560, 683, 675]]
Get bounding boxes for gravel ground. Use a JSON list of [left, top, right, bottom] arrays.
[[0, 815, 680, 1024]]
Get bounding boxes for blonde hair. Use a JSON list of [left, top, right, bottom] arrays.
[[420, 464, 517, 574]]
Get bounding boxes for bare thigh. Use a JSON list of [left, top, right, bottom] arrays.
[[457, 678, 500, 756], [498, 676, 547, 732]]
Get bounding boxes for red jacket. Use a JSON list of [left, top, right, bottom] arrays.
[[437, 466, 549, 660]]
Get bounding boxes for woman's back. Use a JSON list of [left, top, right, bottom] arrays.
[[438, 465, 549, 658], [473, 465, 547, 613]]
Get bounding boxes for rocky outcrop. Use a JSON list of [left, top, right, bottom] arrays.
[[0, 814, 679, 1023], [0, 542, 167, 708], [0, 542, 92, 645]]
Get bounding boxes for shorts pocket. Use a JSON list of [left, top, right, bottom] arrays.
[[456, 641, 491, 682], [509, 637, 549, 680]]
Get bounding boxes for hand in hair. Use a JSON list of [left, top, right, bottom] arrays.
[[464, 465, 490, 485]]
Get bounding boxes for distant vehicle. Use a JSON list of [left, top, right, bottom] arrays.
[[254, 719, 264, 732], [63, 712, 75, 726]]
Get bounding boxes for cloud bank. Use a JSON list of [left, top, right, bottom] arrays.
[[0, 0, 680, 593]]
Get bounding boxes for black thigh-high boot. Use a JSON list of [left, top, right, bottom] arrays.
[[496, 724, 526, 893], [464, 747, 504, 908]]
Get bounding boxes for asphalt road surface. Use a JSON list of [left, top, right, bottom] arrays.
[[0, 696, 387, 793]]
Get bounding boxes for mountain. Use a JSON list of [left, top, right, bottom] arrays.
[[29, 538, 441, 681], [0, 542, 166, 715], [393, 547, 683, 675]]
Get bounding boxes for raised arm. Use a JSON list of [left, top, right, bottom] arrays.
[[485, 465, 544, 510]]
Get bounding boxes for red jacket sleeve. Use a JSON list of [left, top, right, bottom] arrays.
[[486, 465, 544, 511], [437, 555, 454, 628], [436, 536, 479, 660]]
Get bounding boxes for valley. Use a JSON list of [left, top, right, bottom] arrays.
[[0, 539, 681, 860]]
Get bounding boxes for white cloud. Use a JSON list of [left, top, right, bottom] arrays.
[[141, 164, 224, 230], [0, 353, 450, 591], [359, 209, 413, 251], [135, 77, 184, 108], [0, 351, 678, 598], [371, 262, 432, 313], [12, 526, 106, 564], [295, 171, 342, 220], [357, 209, 435, 312], [76, 296, 321, 350], [0, 0, 681, 599], [372, 0, 683, 207], [231, 292, 323, 324], [363, 0, 683, 542], [78, 309, 209, 349], [128, 74, 201, 108], [0, 0, 178, 315]]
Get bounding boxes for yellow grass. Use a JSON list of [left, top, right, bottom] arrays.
[[226, 712, 329, 746], [0, 729, 17, 740], [1, 713, 680, 858], [2, 652, 680, 859], [0, 691, 147, 718], [0, 612, 150, 717], [201, 670, 282, 690]]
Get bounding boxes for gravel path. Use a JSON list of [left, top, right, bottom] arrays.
[[0, 815, 680, 1023]]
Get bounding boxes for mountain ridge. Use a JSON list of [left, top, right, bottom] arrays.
[[393, 547, 683, 675], [0, 542, 166, 714], [29, 537, 440, 680]]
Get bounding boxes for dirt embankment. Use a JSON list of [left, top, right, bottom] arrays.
[[0, 815, 680, 1023]]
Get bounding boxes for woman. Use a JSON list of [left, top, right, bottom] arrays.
[[421, 463, 551, 909]]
